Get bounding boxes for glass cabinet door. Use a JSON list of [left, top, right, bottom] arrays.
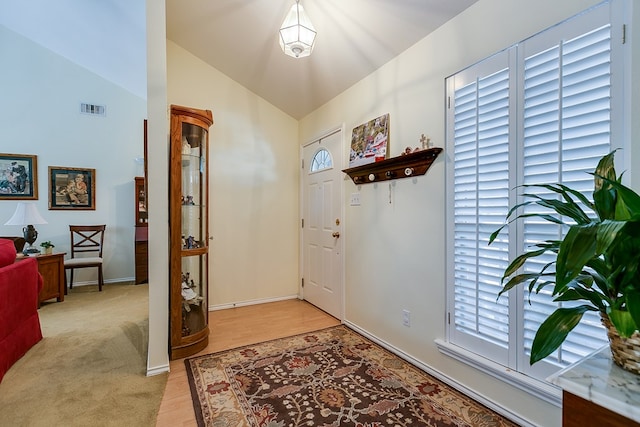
[[179, 122, 207, 338], [180, 123, 206, 251]]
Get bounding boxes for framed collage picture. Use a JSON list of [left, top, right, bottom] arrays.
[[48, 166, 96, 210], [349, 113, 390, 167], [0, 153, 38, 200]]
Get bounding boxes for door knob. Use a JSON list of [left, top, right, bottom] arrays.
[[332, 231, 340, 238]]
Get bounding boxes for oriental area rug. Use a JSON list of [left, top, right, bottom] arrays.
[[185, 325, 516, 427]]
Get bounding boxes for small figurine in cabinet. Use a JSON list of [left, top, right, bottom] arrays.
[[181, 271, 203, 310]]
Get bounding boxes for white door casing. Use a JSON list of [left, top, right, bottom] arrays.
[[301, 129, 344, 320]]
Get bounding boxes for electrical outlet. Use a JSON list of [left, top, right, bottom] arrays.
[[350, 192, 361, 206], [402, 309, 410, 327]]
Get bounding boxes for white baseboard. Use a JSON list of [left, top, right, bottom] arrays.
[[209, 294, 300, 311], [146, 363, 170, 377], [67, 277, 136, 287], [342, 320, 536, 427]]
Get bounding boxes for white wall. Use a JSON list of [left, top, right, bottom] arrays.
[[0, 25, 146, 284], [166, 41, 300, 307], [0, 0, 147, 100], [299, 0, 630, 426]]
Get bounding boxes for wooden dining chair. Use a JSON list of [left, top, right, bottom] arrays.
[[64, 225, 106, 292]]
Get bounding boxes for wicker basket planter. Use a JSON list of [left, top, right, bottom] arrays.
[[601, 314, 640, 376]]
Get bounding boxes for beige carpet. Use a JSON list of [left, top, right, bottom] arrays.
[[0, 282, 167, 427]]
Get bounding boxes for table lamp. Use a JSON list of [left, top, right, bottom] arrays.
[[4, 202, 48, 254]]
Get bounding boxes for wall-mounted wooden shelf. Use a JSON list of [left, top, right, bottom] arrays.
[[343, 147, 443, 184]]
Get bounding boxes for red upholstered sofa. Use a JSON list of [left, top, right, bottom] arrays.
[[0, 238, 43, 383]]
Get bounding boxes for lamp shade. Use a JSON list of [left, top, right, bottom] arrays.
[[4, 202, 47, 226], [279, 0, 316, 58]]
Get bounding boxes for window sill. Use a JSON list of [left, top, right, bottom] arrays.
[[435, 339, 562, 407]]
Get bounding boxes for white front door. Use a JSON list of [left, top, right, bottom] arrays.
[[302, 130, 344, 319]]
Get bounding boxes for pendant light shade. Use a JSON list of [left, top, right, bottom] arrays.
[[279, 0, 316, 58]]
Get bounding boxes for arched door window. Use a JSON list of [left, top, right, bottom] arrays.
[[310, 148, 332, 172]]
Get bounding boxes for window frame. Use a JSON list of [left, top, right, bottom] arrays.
[[309, 147, 333, 173]]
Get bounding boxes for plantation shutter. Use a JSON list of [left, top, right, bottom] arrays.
[[449, 52, 512, 364], [519, 23, 612, 375], [446, 1, 618, 381]]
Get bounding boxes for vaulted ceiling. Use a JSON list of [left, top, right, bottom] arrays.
[[0, 0, 479, 120], [166, 0, 479, 119]]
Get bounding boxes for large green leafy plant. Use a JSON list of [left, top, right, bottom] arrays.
[[489, 151, 640, 364]]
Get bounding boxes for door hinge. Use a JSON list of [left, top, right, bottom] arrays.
[[301, 218, 304, 228], [447, 312, 451, 325], [301, 158, 305, 169], [447, 96, 451, 109], [622, 24, 627, 44], [301, 277, 304, 288]]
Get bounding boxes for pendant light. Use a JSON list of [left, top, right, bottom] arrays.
[[279, 0, 316, 58]]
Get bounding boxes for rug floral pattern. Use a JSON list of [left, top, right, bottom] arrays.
[[185, 326, 516, 427]]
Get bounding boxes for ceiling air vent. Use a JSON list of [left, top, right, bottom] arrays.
[[80, 103, 106, 116]]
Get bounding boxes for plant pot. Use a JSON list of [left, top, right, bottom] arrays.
[[601, 313, 640, 375], [45, 247, 53, 255]]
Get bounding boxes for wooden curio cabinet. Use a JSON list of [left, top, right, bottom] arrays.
[[134, 176, 148, 284], [169, 105, 214, 360], [134, 176, 148, 226]]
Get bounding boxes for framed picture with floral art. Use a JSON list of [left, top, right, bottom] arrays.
[[48, 166, 96, 210], [0, 153, 38, 200]]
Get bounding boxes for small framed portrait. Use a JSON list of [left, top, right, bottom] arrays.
[[48, 166, 96, 210], [0, 153, 38, 200]]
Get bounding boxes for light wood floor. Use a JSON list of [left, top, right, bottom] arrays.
[[155, 299, 340, 427]]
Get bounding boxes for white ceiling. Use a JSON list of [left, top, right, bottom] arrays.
[[0, 0, 479, 120], [167, 0, 479, 119]]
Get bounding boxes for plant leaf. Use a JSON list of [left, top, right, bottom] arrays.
[[530, 306, 595, 364], [488, 224, 507, 245], [553, 286, 605, 311], [499, 272, 550, 297], [517, 213, 565, 225], [597, 175, 640, 219], [595, 220, 627, 254], [556, 183, 596, 212], [555, 223, 598, 290], [533, 279, 556, 296], [625, 291, 640, 335], [607, 307, 638, 338], [489, 204, 568, 245], [592, 151, 617, 220], [522, 194, 590, 225], [504, 199, 535, 220], [502, 248, 548, 278], [584, 257, 611, 295], [525, 183, 595, 217]]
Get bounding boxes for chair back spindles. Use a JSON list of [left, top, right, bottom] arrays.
[[70, 226, 105, 258]]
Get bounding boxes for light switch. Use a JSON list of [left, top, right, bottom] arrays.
[[350, 192, 361, 206]]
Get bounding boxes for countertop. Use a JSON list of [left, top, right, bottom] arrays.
[[547, 346, 640, 423]]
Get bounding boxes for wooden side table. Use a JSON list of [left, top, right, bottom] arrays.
[[34, 252, 66, 305]]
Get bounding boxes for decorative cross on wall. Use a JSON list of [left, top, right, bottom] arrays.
[[420, 134, 431, 149]]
